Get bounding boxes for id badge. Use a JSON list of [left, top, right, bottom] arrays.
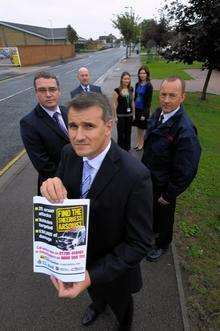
[[127, 108, 131, 113]]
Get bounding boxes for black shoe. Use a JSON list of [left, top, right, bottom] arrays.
[[82, 305, 101, 326], [146, 247, 168, 262]]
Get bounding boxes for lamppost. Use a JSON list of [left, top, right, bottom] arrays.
[[49, 19, 54, 45]]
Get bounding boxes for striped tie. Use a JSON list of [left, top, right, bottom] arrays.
[[53, 112, 68, 136], [80, 161, 93, 198]]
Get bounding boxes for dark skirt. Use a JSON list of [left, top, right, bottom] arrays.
[[133, 108, 149, 129]]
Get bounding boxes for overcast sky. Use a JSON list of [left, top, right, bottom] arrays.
[[1, 0, 166, 39]]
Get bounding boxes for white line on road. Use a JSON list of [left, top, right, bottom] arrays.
[[0, 86, 33, 102], [0, 57, 123, 102]]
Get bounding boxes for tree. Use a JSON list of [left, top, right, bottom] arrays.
[[141, 17, 169, 50], [112, 8, 140, 58], [162, 0, 220, 100], [66, 25, 78, 44]]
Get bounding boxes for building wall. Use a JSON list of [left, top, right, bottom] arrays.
[[0, 25, 67, 46], [17, 44, 75, 66]]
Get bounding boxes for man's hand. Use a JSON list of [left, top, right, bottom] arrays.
[[158, 195, 170, 205], [50, 271, 91, 299], [40, 177, 67, 203]]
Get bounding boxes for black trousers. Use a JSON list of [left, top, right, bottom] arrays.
[[88, 282, 133, 329], [117, 116, 133, 151], [153, 185, 176, 249]]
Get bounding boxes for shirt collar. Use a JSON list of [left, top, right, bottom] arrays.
[[41, 104, 60, 117], [161, 106, 180, 123], [81, 84, 89, 92], [83, 141, 111, 170]]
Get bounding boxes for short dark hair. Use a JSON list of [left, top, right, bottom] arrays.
[[138, 65, 150, 82], [68, 92, 112, 122], [33, 71, 60, 89], [161, 76, 185, 93]]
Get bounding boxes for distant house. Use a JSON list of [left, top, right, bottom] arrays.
[[0, 21, 86, 47], [99, 34, 117, 45]]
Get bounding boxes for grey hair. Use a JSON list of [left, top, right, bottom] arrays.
[[161, 76, 185, 93]]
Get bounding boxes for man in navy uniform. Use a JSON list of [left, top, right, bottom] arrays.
[[142, 76, 201, 262]]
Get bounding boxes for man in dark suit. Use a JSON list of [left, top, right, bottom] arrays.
[[142, 76, 201, 262], [70, 67, 102, 98], [41, 93, 153, 330], [20, 72, 69, 194]]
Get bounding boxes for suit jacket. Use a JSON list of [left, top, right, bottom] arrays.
[[20, 104, 69, 192], [70, 84, 102, 98], [56, 140, 153, 293]]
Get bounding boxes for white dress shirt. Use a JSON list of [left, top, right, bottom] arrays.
[[83, 141, 111, 185], [160, 107, 180, 124], [80, 84, 90, 92], [41, 105, 68, 133]]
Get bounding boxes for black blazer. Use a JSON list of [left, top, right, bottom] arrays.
[[70, 84, 102, 98], [57, 140, 153, 293], [20, 104, 69, 192]]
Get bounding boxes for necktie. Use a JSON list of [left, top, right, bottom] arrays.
[[80, 161, 93, 198], [53, 112, 68, 135], [157, 114, 164, 126], [84, 86, 88, 92]]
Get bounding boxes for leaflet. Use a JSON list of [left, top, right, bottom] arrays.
[[33, 196, 90, 282]]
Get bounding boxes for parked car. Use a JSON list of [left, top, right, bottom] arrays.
[[56, 227, 86, 250]]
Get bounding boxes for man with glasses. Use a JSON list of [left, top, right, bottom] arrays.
[[142, 76, 201, 262], [20, 71, 69, 194]]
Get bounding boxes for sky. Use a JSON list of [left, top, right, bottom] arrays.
[[0, 0, 166, 39]]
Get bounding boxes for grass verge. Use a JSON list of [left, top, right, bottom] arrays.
[[141, 55, 202, 80], [151, 92, 220, 330]]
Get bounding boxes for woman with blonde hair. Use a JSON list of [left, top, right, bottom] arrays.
[[112, 71, 135, 151]]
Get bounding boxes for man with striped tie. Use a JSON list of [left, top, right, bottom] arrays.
[[41, 92, 153, 331], [20, 72, 69, 194], [70, 67, 102, 98]]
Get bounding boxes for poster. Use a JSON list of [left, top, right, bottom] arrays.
[[0, 47, 21, 66], [33, 196, 90, 282]]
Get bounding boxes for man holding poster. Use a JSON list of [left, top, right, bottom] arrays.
[[41, 93, 153, 331]]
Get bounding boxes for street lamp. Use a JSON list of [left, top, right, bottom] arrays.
[[49, 19, 54, 45]]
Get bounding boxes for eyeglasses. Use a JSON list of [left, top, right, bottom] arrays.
[[36, 87, 58, 94]]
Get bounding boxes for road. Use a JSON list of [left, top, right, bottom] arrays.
[[0, 47, 125, 169]]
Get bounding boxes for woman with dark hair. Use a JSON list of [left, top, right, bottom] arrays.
[[112, 71, 135, 151], [133, 66, 153, 151]]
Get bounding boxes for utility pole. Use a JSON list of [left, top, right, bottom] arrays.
[[49, 19, 54, 45]]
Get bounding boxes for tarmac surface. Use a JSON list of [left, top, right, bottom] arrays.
[[0, 53, 193, 330], [1, 51, 220, 95]]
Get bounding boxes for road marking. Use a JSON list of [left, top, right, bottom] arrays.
[[64, 69, 77, 75], [0, 86, 33, 102], [0, 149, 26, 176]]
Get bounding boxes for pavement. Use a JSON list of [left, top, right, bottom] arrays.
[[0, 53, 190, 330]]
